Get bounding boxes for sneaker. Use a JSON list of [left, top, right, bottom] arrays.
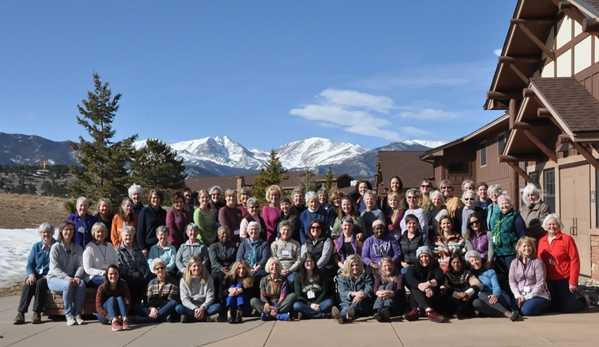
[[296, 312, 303, 321], [32, 312, 42, 324], [66, 315, 77, 326], [111, 319, 122, 331], [426, 309, 444, 323], [180, 314, 190, 323], [261, 312, 269, 321], [14, 312, 25, 325], [331, 307, 343, 324], [122, 318, 131, 330], [207, 313, 221, 322], [373, 310, 382, 322], [380, 308, 391, 321], [346, 306, 355, 321], [403, 307, 420, 321], [75, 314, 85, 325], [277, 313, 290, 321], [510, 310, 520, 322]]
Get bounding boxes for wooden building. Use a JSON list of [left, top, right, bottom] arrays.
[[485, 0, 599, 278], [374, 151, 434, 197]]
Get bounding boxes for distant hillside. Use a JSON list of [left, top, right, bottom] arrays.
[[0, 133, 78, 166]]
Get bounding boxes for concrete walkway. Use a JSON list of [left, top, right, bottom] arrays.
[[2, 295, 599, 347]]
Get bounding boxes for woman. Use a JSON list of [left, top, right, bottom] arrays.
[[14, 222, 55, 325], [399, 189, 428, 233], [328, 189, 344, 228], [331, 196, 365, 241], [271, 220, 301, 284], [95, 198, 113, 244], [362, 220, 400, 274], [223, 260, 256, 323], [237, 221, 271, 283], [385, 192, 404, 239], [520, 183, 552, 241], [461, 179, 475, 191], [433, 215, 466, 272], [438, 179, 463, 219], [193, 189, 218, 246], [47, 221, 86, 326], [419, 179, 434, 211], [209, 185, 224, 215], [335, 217, 363, 271], [218, 188, 244, 244], [332, 254, 373, 324], [83, 222, 118, 287], [137, 189, 167, 256], [175, 257, 222, 322], [117, 226, 150, 306], [278, 196, 301, 243], [147, 226, 177, 277], [355, 179, 378, 213], [95, 265, 132, 331], [166, 191, 190, 250], [176, 223, 209, 274], [454, 190, 485, 237], [262, 185, 282, 243], [475, 182, 493, 210], [301, 219, 336, 279], [360, 190, 386, 239], [299, 191, 329, 243], [465, 213, 493, 268], [111, 197, 138, 247], [66, 196, 98, 248], [250, 257, 297, 321], [239, 197, 267, 242], [293, 253, 334, 320], [509, 236, 551, 316], [538, 214, 588, 313], [238, 186, 252, 217], [399, 214, 430, 275], [129, 183, 144, 215], [425, 191, 449, 241], [372, 256, 405, 322], [403, 246, 445, 323], [466, 251, 517, 320], [381, 176, 405, 214], [486, 184, 503, 230], [443, 253, 483, 319], [490, 195, 526, 275], [209, 226, 238, 302], [134, 258, 179, 323]]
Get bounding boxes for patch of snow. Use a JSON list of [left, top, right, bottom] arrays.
[[0, 229, 40, 287]]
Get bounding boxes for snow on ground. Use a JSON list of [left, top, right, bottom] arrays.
[[0, 229, 40, 288]]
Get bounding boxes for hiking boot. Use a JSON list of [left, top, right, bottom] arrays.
[[403, 307, 420, 321], [346, 306, 355, 321], [331, 307, 343, 324], [14, 312, 25, 325], [227, 308, 234, 323], [180, 314, 190, 323], [236, 309, 243, 323], [122, 318, 131, 330], [32, 312, 42, 324], [111, 319, 122, 331], [510, 310, 520, 322], [373, 310, 383, 322], [380, 308, 391, 321], [426, 309, 444, 323]]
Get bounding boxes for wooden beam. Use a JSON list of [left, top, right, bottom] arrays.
[[514, 23, 556, 61], [498, 55, 542, 64], [511, 18, 555, 25], [522, 128, 558, 163], [509, 64, 531, 84], [559, 1, 587, 26], [583, 18, 599, 33], [571, 142, 599, 172], [523, 88, 536, 98], [500, 154, 543, 162], [512, 122, 532, 130], [499, 155, 518, 162], [487, 91, 523, 100], [509, 99, 518, 130], [505, 161, 541, 188], [537, 108, 551, 118]]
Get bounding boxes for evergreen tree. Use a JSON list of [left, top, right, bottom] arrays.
[[129, 139, 187, 191], [300, 169, 318, 193], [253, 150, 288, 205], [67, 73, 137, 213], [324, 166, 334, 190]]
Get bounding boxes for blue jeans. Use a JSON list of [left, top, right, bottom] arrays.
[[293, 299, 334, 319], [511, 296, 550, 316], [286, 272, 298, 288], [97, 296, 128, 324], [86, 276, 105, 288], [547, 279, 588, 313], [175, 303, 222, 320], [133, 300, 178, 322], [48, 277, 86, 318], [340, 298, 373, 321]]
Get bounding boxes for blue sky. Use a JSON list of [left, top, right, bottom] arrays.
[[1, 1, 514, 151]]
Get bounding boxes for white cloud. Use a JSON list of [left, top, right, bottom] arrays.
[[319, 89, 395, 113], [398, 126, 431, 137], [493, 49, 502, 57], [397, 108, 460, 120], [316, 122, 340, 128]]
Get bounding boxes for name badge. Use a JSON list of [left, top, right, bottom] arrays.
[[123, 222, 128, 228], [307, 291, 316, 299], [281, 250, 290, 256], [548, 258, 556, 266], [523, 285, 531, 294], [234, 229, 240, 235], [78, 226, 86, 234], [102, 264, 108, 270], [39, 267, 44, 275]]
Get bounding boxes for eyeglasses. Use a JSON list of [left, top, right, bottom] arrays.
[[154, 266, 165, 271], [469, 221, 480, 226], [441, 186, 452, 190], [464, 198, 474, 201], [421, 185, 431, 188]]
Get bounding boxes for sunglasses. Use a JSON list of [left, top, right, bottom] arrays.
[[441, 186, 452, 190], [464, 198, 474, 201], [154, 266, 165, 271], [310, 226, 322, 230], [421, 185, 431, 188], [469, 221, 480, 226]]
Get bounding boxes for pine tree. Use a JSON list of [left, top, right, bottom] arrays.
[[253, 150, 288, 205], [129, 139, 187, 191], [67, 73, 137, 213], [324, 166, 334, 190], [300, 169, 318, 193]]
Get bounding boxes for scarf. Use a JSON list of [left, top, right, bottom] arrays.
[[247, 239, 260, 267]]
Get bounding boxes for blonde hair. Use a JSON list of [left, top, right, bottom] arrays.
[[515, 236, 537, 260], [265, 257, 281, 274], [265, 185, 282, 201], [225, 259, 254, 289], [183, 256, 209, 287], [340, 254, 364, 280], [377, 256, 398, 285]]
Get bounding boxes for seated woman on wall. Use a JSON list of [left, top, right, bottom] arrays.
[[271, 220, 301, 285], [166, 191, 190, 250], [176, 223, 209, 275], [237, 221, 271, 284], [433, 215, 465, 272], [209, 226, 238, 303], [14, 222, 56, 325], [94, 198, 114, 244], [66, 196, 98, 248], [239, 197, 268, 242], [372, 256, 405, 322], [175, 256, 222, 323], [443, 253, 483, 319], [509, 236, 551, 317], [335, 216, 363, 272], [95, 265, 132, 331], [250, 257, 297, 321], [538, 214, 588, 313], [147, 226, 177, 278], [403, 246, 445, 323], [111, 198, 138, 247], [83, 222, 118, 287], [466, 250, 517, 320], [293, 252, 334, 320], [332, 254, 374, 324], [47, 221, 86, 326], [331, 196, 365, 241], [520, 183, 552, 241], [301, 219, 336, 279], [223, 260, 256, 323], [116, 226, 150, 306], [262, 185, 282, 243], [399, 214, 430, 276], [134, 258, 179, 323], [361, 220, 400, 275]]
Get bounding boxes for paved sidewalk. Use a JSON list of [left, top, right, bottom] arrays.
[[2, 295, 599, 347]]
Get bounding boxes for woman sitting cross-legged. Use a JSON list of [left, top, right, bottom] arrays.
[[293, 252, 334, 320], [332, 254, 374, 324], [372, 256, 405, 322], [403, 246, 445, 323], [443, 253, 483, 319], [134, 258, 179, 323], [95, 265, 132, 331], [223, 260, 256, 324], [250, 257, 297, 321], [175, 256, 223, 323]]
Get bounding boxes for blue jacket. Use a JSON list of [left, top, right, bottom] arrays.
[[337, 273, 374, 309], [136, 206, 167, 251], [66, 213, 98, 248], [26, 239, 56, 277], [236, 239, 271, 269], [299, 208, 328, 243], [477, 269, 510, 303]]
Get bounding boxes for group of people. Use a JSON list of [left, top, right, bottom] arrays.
[[14, 179, 591, 329]]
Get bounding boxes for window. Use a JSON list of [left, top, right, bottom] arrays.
[[529, 170, 539, 184], [497, 133, 506, 156], [543, 168, 555, 212], [480, 141, 487, 167], [448, 163, 470, 175]]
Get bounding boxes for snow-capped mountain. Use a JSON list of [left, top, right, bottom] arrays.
[[402, 139, 448, 149], [275, 137, 368, 169]]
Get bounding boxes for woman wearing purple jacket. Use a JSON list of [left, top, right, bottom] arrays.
[[65, 197, 98, 248], [361, 220, 400, 274]]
